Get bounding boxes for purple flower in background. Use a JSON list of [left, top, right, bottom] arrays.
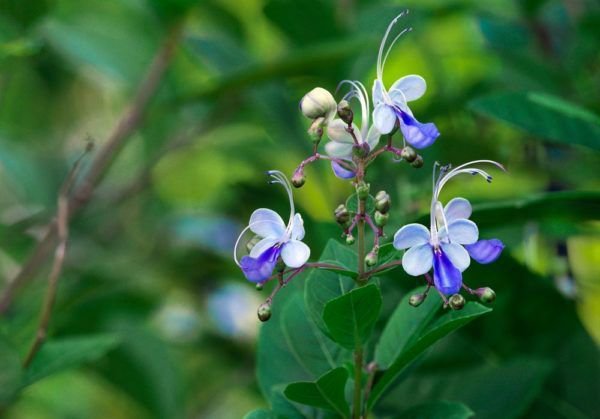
[[371, 12, 439, 149], [234, 171, 310, 282], [393, 161, 505, 295]]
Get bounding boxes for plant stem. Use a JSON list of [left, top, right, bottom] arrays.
[[352, 347, 364, 419]]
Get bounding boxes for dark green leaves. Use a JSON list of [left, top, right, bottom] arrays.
[[399, 401, 474, 419], [0, 336, 22, 404], [469, 91, 600, 150], [323, 284, 382, 350], [284, 367, 350, 417]]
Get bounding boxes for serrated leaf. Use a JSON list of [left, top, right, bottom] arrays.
[[399, 400, 474, 419], [284, 367, 350, 417], [323, 284, 382, 350]]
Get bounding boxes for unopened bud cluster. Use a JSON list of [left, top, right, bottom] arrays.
[[400, 146, 424, 168], [374, 190, 391, 228], [300, 87, 337, 144]]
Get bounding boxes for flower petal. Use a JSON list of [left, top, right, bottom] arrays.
[[389, 75, 427, 101], [290, 213, 305, 241], [325, 141, 353, 159], [440, 242, 470, 272], [402, 243, 433, 276], [373, 103, 397, 135], [327, 119, 361, 144], [365, 124, 381, 152], [240, 245, 281, 283], [398, 110, 440, 149], [331, 161, 356, 179], [372, 79, 385, 105], [394, 223, 431, 250], [249, 237, 279, 258], [249, 209, 286, 238], [281, 240, 310, 268], [447, 219, 479, 245], [464, 239, 505, 264], [433, 249, 462, 295], [444, 197, 472, 223]]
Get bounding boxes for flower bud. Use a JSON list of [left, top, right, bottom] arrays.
[[409, 293, 426, 307], [365, 250, 378, 267], [246, 235, 262, 253], [345, 234, 355, 245], [400, 146, 417, 162], [475, 287, 496, 304], [374, 210, 388, 227], [411, 155, 424, 168], [356, 182, 370, 200], [291, 171, 306, 188], [374, 191, 391, 213], [307, 117, 325, 142], [448, 293, 466, 310], [257, 303, 272, 322], [337, 100, 353, 124], [334, 204, 350, 225], [300, 87, 337, 120], [255, 283, 264, 291]]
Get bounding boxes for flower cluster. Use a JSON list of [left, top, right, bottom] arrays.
[[233, 11, 505, 317]]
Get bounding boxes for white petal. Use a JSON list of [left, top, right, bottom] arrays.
[[447, 219, 479, 245], [290, 213, 305, 241], [402, 243, 433, 276], [325, 141, 353, 158], [389, 75, 427, 102], [372, 79, 385, 105], [441, 243, 470, 272], [373, 104, 397, 135], [388, 89, 410, 113], [281, 240, 310, 268], [394, 223, 430, 250], [444, 197, 472, 223], [249, 209, 286, 238], [365, 124, 381, 152], [326, 119, 361, 144], [249, 237, 279, 258]]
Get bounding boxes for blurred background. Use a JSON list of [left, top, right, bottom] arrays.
[[0, 0, 598, 417]]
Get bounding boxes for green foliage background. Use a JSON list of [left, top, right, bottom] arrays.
[[0, 0, 598, 417]]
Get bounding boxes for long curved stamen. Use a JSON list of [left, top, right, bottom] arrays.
[[377, 10, 408, 80], [267, 170, 295, 233], [381, 27, 412, 78], [435, 160, 505, 198], [233, 220, 282, 266], [338, 80, 370, 139]]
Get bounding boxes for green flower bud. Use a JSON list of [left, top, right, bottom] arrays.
[[475, 287, 496, 304], [409, 293, 426, 307], [291, 171, 305, 188], [374, 210, 389, 227], [375, 191, 391, 213], [411, 155, 424, 168], [337, 99, 353, 124], [257, 303, 272, 322], [255, 283, 264, 291], [400, 146, 417, 162], [300, 87, 337, 120], [356, 182, 370, 200], [334, 204, 350, 225], [307, 117, 325, 142], [246, 235, 262, 253], [365, 250, 378, 267], [448, 293, 466, 310], [345, 234, 355, 245]]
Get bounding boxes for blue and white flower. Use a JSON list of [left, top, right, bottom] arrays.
[[393, 161, 505, 295], [234, 171, 310, 282], [371, 12, 440, 149]]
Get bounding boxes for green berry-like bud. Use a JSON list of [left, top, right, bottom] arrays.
[[300, 87, 337, 120], [448, 293, 466, 310], [365, 250, 378, 267], [291, 171, 305, 188], [255, 283, 264, 291], [337, 100, 353, 124], [308, 117, 325, 142], [374, 191, 391, 213], [345, 234, 355, 245], [334, 204, 350, 225], [411, 155, 424, 168], [374, 210, 389, 227], [257, 303, 272, 322], [400, 146, 417, 162], [246, 235, 262, 253], [356, 182, 370, 200], [475, 287, 496, 304], [409, 293, 426, 307]]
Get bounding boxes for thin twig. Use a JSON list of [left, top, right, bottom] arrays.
[[0, 22, 184, 315]]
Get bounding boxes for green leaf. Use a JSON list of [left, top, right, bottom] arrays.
[[243, 409, 275, 419], [469, 91, 600, 150], [284, 367, 350, 417], [23, 334, 120, 386], [322, 284, 382, 350], [372, 243, 402, 275], [368, 298, 491, 409], [399, 401, 474, 419], [0, 335, 22, 404], [345, 193, 375, 216]]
